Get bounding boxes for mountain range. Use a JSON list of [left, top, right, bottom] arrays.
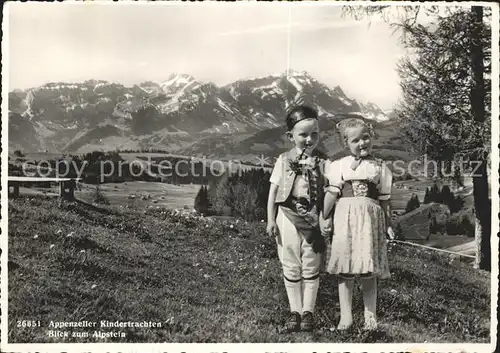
[[8, 70, 393, 159]]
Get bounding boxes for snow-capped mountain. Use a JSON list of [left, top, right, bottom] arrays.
[[8, 70, 390, 153], [356, 101, 391, 122]]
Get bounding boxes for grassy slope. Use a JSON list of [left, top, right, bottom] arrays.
[[8, 197, 490, 343]]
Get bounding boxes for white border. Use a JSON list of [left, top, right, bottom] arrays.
[[1, 0, 10, 348], [1, 1, 498, 353]]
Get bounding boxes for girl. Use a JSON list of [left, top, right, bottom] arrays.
[[323, 117, 395, 331], [266, 105, 330, 332]]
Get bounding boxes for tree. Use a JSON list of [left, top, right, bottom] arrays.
[[194, 185, 210, 216], [449, 195, 465, 214], [426, 183, 440, 203], [343, 5, 491, 270], [414, 193, 421, 209], [469, 6, 491, 270], [429, 215, 438, 235], [423, 187, 431, 204], [440, 185, 454, 209], [394, 223, 405, 241], [404, 194, 420, 214], [13, 150, 24, 158]]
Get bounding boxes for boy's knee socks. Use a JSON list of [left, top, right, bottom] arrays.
[[302, 276, 320, 313], [284, 277, 303, 314]]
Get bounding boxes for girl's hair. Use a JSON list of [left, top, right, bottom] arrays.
[[286, 105, 318, 131], [336, 117, 375, 147]]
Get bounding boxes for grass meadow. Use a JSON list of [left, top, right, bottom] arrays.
[[7, 195, 490, 343]]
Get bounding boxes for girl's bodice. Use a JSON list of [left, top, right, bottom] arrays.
[[325, 155, 392, 201]]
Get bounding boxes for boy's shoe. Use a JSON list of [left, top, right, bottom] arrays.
[[300, 311, 315, 332], [286, 311, 301, 332]]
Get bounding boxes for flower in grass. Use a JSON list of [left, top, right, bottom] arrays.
[[33, 234, 39, 239], [230, 224, 234, 229], [91, 284, 97, 289], [49, 244, 55, 249]]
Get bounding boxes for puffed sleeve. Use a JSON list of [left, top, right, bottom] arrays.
[[378, 163, 392, 200], [269, 154, 284, 185], [325, 159, 343, 194]]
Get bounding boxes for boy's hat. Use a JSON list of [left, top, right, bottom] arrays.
[[285, 104, 319, 131]]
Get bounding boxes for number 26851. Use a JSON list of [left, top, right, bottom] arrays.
[[17, 320, 41, 328]]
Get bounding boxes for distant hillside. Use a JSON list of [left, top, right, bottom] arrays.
[[395, 203, 451, 241], [177, 114, 411, 162]]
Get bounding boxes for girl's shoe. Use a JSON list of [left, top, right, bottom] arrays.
[[286, 312, 301, 332], [300, 311, 315, 332]]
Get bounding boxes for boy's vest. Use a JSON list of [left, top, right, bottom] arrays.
[[275, 148, 328, 210]]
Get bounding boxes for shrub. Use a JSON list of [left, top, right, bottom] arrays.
[[394, 223, 405, 241], [446, 210, 474, 237], [93, 185, 110, 205], [230, 183, 260, 221], [207, 169, 271, 221], [429, 214, 447, 235]]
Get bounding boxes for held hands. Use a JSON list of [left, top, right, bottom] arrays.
[[320, 214, 333, 237]]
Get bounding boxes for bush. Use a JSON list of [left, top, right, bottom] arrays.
[[445, 210, 474, 237], [429, 214, 447, 235], [394, 223, 405, 241], [230, 183, 260, 220], [93, 185, 110, 205], [428, 215, 438, 235], [207, 169, 271, 221]]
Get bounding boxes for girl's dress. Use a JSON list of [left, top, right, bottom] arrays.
[[325, 155, 392, 279]]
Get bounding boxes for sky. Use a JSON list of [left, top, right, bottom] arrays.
[[7, 2, 415, 110]]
